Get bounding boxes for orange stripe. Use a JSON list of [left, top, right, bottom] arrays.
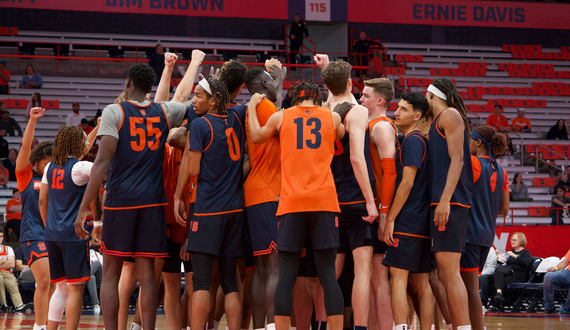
[[194, 209, 244, 217], [127, 100, 151, 108], [132, 252, 169, 258], [430, 202, 472, 208], [394, 232, 430, 239], [117, 103, 125, 131], [460, 267, 479, 272], [253, 241, 277, 256], [67, 276, 91, 283], [29, 251, 49, 265], [339, 200, 366, 205], [210, 113, 228, 118], [434, 109, 447, 139], [160, 103, 171, 131], [51, 276, 66, 283], [103, 203, 167, 210], [202, 117, 214, 152], [101, 241, 169, 258]]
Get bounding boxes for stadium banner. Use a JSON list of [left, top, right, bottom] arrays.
[[494, 225, 570, 258], [0, 0, 288, 20], [347, 0, 570, 30]]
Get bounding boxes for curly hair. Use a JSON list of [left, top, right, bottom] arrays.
[[292, 81, 323, 106], [321, 60, 352, 96], [126, 64, 156, 94], [205, 78, 230, 115], [472, 125, 508, 158], [432, 78, 470, 134], [219, 59, 248, 94], [29, 141, 53, 165], [51, 126, 87, 167]]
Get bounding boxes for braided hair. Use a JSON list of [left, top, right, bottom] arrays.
[[472, 125, 507, 157], [51, 126, 87, 167], [29, 141, 53, 165], [432, 78, 470, 134], [205, 78, 230, 115], [292, 81, 323, 106]]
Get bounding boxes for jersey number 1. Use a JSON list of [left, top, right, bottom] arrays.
[[294, 117, 322, 149], [130, 117, 162, 152]]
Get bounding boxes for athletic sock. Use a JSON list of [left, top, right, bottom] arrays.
[[267, 323, 276, 330], [187, 327, 191, 330], [290, 328, 296, 330], [318, 321, 327, 330], [213, 321, 219, 330], [204, 323, 208, 330], [130, 323, 141, 330], [353, 326, 367, 330], [33, 324, 47, 330], [394, 325, 407, 330], [456, 326, 471, 330], [447, 325, 453, 330]]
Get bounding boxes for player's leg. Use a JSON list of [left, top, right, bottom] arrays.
[[389, 267, 411, 329], [118, 260, 137, 330], [351, 245, 373, 327], [274, 251, 302, 330], [60, 240, 91, 330], [28, 244, 53, 328], [241, 266, 254, 330], [219, 257, 242, 330], [371, 254, 393, 330], [429, 269, 451, 329], [292, 277, 315, 330], [163, 271, 182, 330], [250, 254, 267, 329], [45, 241, 68, 330], [66, 282, 86, 330], [460, 271, 483, 330], [313, 248, 344, 330], [409, 273, 434, 330], [434, 252, 469, 328], [47, 280, 67, 330], [134, 257, 159, 330], [191, 252, 217, 330], [102, 253, 128, 330]]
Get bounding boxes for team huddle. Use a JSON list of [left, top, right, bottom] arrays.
[[17, 50, 510, 330]]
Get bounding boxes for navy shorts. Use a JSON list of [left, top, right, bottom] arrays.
[[186, 211, 244, 258], [46, 240, 90, 283], [22, 240, 48, 267], [102, 206, 167, 258], [277, 211, 339, 253], [460, 243, 490, 273], [246, 202, 278, 256], [371, 221, 388, 254], [242, 211, 255, 269], [337, 203, 374, 254], [382, 234, 432, 273], [298, 240, 318, 278], [430, 205, 470, 253], [163, 235, 182, 274]]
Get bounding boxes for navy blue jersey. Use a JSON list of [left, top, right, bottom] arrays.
[[331, 117, 376, 204], [186, 104, 200, 130], [105, 101, 170, 209], [394, 132, 430, 237], [467, 156, 508, 246], [428, 108, 473, 207], [190, 105, 246, 215], [44, 159, 88, 242], [17, 165, 44, 242]]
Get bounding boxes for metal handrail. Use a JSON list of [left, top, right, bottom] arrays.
[[532, 144, 567, 173], [283, 23, 317, 76], [390, 72, 407, 94], [502, 128, 525, 167], [468, 111, 483, 126], [506, 206, 568, 226], [349, 27, 388, 69]]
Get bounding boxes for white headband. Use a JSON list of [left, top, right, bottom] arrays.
[[427, 84, 447, 100], [198, 78, 212, 95]]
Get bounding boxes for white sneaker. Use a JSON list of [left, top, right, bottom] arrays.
[[93, 304, 101, 314], [482, 306, 488, 314]]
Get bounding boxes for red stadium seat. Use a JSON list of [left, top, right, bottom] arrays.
[[523, 87, 537, 95], [504, 99, 519, 107], [540, 64, 554, 71], [512, 51, 525, 59], [534, 99, 547, 107], [553, 71, 565, 79], [540, 52, 554, 60], [526, 52, 540, 60], [488, 99, 504, 108], [519, 99, 534, 107], [508, 70, 523, 78], [538, 70, 552, 78], [564, 72, 570, 78], [458, 68, 472, 76], [391, 67, 406, 75], [524, 70, 537, 78], [553, 88, 565, 96], [459, 91, 466, 99], [410, 54, 423, 62], [170, 78, 182, 87], [561, 46, 570, 53], [514, 63, 527, 71], [516, 45, 527, 52], [533, 177, 558, 187], [387, 102, 398, 111], [528, 63, 539, 71], [551, 82, 563, 89], [416, 78, 432, 87], [502, 45, 516, 52], [497, 87, 512, 95], [42, 100, 59, 109], [482, 87, 496, 95], [430, 68, 443, 76], [529, 45, 542, 52], [2, 27, 18, 36], [534, 82, 548, 89], [11, 99, 28, 108], [472, 69, 486, 77], [511, 87, 523, 95], [394, 54, 407, 62], [472, 62, 487, 70], [538, 88, 552, 96], [528, 207, 548, 217], [459, 62, 472, 69], [553, 53, 566, 60], [498, 63, 512, 71], [472, 104, 488, 112], [558, 145, 570, 158]]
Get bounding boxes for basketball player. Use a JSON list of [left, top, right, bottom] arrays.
[[381, 92, 433, 330], [16, 107, 54, 330], [461, 125, 509, 330], [247, 81, 345, 330], [426, 78, 474, 330]]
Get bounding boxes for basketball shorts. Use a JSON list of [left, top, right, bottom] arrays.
[[430, 205, 470, 253], [277, 211, 339, 253], [46, 240, 90, 283], [337, 203, 374, 254], [102, 206, 167, 258], [242, 211, 255, 269], [246, 202, 278, 256], [382, 234, 432, 273], [460, 243, 490, 273], [163, 233, 183, 274], [22, 240, 48, 267], [371, 221, 388, 254], [186, 211, 244, 258]]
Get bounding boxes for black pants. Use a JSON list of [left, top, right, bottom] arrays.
[[494, 264, 517, 292], [5, 219, 20, 241], [479, 274, 494, 307], [289, 39, 303, 68]]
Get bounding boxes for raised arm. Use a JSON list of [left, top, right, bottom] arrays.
[[16, 107, 44, 172], [155, 52, 178, 103], [172, 50, 206, 103], [266, 60, 287, 110], [248, 93, 282, 144], [80, 118, 101, 161]]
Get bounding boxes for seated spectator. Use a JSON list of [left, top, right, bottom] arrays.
[[3, 148, 17, 181], [543, 248, 570, 314], [486, 104, 509, 131], [25, 92, 42, 117], [511, 108, 531, 132], [0, 101, 7, 116], [0, 61, 10, 95], [19, 65, 43, 89], [353, 31, 382, 77], [65, 102, 86, 126], [0, 232, 27, 312], [14, 246, 34, 284], [551, 186, 570, 225], [510, 173, 534, 202], [550, 171, 570, 194], [497, 133, 515, 160], [0, 128, 8, 159], [0, 161, 8, 188], [547, 119, 569, 140], [87, 246, 103, 314], [0, 111, 22, 136], [4, 189, 21, 241], [79, 118, 93, 134]]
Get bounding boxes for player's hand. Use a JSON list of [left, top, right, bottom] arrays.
[[383, 220, 396, 247], [265, 58, 282, 72], [268, 64, 287, 83], [164, 52, 178, 69], [92, 225, 102, 243], [362, 201, 378, 223], [191, 50, 206, 64], [250, 93, 266, 107], [313, 54, 329, 69], [29, 107, 45, 119], [174, 196, 187, 226], [199, 66, 220, 81], [180, 239, 190, 262], [74, 208, 90, 240], [96, 117, 102, 127], [433, 200, 450, 228]]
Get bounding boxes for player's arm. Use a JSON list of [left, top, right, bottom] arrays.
[[384, 166, 418, 246], [267, 60, 287, 110], [332, 112, 345, 140], [346, 106, 378, 223], [434, 109, 466, 227], [39, 182, 48, 227], [172, 50, 206, 103], [81, 118, 101, 161], [155, 53, 178, 103], [0, 255, 15, 270], [174, 131, 191, 224], [17, 107, 44, 172], [188, 150, 202, 177], [167, 126, 188, 151], [15, 258, 26, 272], [248, 94, 282, 144]]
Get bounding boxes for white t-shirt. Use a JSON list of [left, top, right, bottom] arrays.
[[41, 160, 93, 186], [66, 112, 87, 127]]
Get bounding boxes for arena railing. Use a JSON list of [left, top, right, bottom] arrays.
[[533, 144, 567, 173], [500, 127, 525, 167], [283, 24, 318, 75], [506, 207, 566, 226], [349, 27, 388, 70]]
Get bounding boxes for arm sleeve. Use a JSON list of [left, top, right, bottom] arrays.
[[71, 161, 94, 186], [189, 119, 208, 153], [380, 158, 396, 213], [162, 102, 186, 128], [97, 104, 122, 139], [502, 168, 509, 191], [41, 162, 51, 184]]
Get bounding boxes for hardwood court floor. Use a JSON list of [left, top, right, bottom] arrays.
[[0, 312, 569, 330]]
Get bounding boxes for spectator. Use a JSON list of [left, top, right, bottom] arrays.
[[547, 119, 569, 140], [79, 118, 93, 134], [0, 61, 10, 95], [0, 161, 8, 188], [497, 133, 515, 160], [0, 111, 22, 137], [510, 173, 533, 202], [550, 171, 570, 194], [25, 92, 42, 117], [0, 231, 27, 312], [148, 44, 165, 85], [0, 128, 8, 158], [543, 247, 570, 314], [353, 31, 382, 77], [87, 247, 103, 314], [0, 101, 7, 116], [3, 148, 17, 181], [551, 185, 570, 225], [511, 108, 531, 132], [288, 13, 309, 70], [14, 246, 34, 284], [19, 65, 43, 89], [4, 189, 21, 241], [486, 104, 509, 131], [65, 102, 86, 126]]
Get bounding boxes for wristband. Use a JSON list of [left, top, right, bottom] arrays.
[[555, 267, 559, 271], [93, 221, 103, 227]]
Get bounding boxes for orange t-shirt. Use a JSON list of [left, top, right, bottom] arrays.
[[368, 116, 398, 210], [486, 114, 509, 130], [512, 117, 531, 131], [276, 106, 340, 216], [0, 168, 8, 184], [6, 199, 21, 221], [244, 99, 282, 207]]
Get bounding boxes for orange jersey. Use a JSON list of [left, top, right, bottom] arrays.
[[245, 99, 282, 207], [512, 116, 531, 131], [6, 199, 21, 221], [368, 116, 398, 210], [277, 106, 340, 216]]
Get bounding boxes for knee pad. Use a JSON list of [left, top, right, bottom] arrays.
[[48, 281, 68, 322], [219, 276, 238, 295], [192, 271, 212, 292]]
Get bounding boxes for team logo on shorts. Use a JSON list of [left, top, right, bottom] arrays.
[[335, 217, 339, 227], [301, 247, 307, 258], [191, 221, 198, 232], [393, 238, 399, 248], [438, 225, 445, 231]]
